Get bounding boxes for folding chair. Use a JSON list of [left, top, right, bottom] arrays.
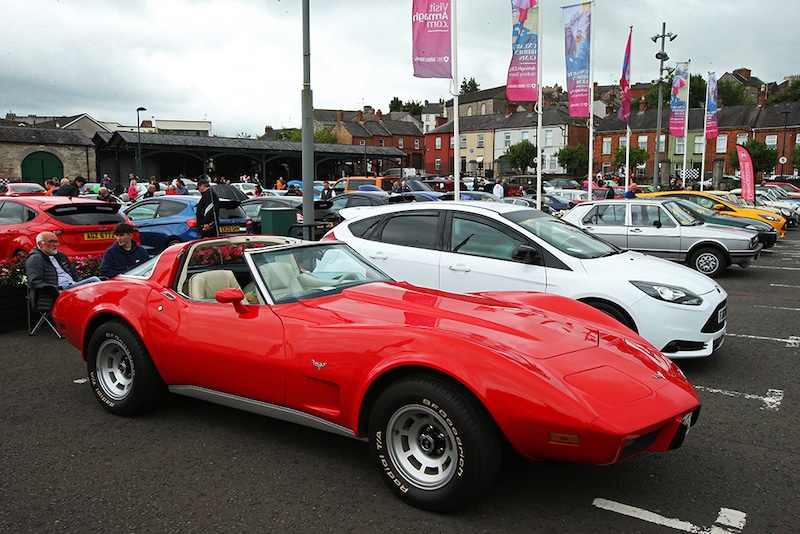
[[26, 284, 64, 338]]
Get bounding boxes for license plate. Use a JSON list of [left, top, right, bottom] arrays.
[[219, 225, 241, 233], [84, 232, 115, 241], [682, 412, 694, 436], [316, 222, 335, 229], [717, 305, 727, 324]]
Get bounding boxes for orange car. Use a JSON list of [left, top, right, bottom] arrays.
[[640, 190, 787, 237]]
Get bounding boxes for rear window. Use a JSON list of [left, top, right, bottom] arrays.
[[11, 184, 46, 193], [46, 203, 126, 225], [220, 205, 247, 219]]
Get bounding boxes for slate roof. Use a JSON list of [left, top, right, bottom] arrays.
[[0, 125, 93, 146], [428, 107, 584, 134]]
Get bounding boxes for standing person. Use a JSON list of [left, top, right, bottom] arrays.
[[605, 185, 616, 199], [174, 179, 189, 195], [284, 184, 301, 196], [101, 173, 114, 193], [43, 179, 57, 195], [96, 186, 115, 202], [143, 184, 157, 198], [149, 176, 161, 192], [501, 178, 509, 197], [275, 177, 286, 190], [165, 184, 178, 195], [196, 179, 220, 238], [99, 223, 150, 277], [128, 179, 139, 202], [54, 176, 84, 197], [319, 181, 335, 200], [492, 178, 504, 198], [254, 184, 265, 197]]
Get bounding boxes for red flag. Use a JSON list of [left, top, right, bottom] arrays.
[[618, 27, 632, 124], [736, 145, 755, 203]]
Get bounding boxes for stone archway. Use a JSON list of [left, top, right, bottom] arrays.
[[21, 152, 64, 184]]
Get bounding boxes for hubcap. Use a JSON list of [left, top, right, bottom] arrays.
[[697, 252, 719, 274], [95, 339, 134, 401]]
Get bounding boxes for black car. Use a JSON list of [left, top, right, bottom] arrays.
[[242, 197, 339, 240]]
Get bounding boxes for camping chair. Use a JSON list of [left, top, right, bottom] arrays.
[[26, 283, 63, 338]]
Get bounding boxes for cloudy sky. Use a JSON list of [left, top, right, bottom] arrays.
[[4, 0, 797, 138]]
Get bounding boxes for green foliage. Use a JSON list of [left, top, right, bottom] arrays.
[[789, 145, 800, 172], [613, 146, 650, 169], [389, 98, 423, 115], [389, 97, 404, 112], [643, 73, 706, 109], [769, 79, 800, 103], [460, 77, 480, 94], [504, 140, 537, 174], [718, 80, 753, 106], [556, 145, 589, 176], [727, 139, 778, 176], [313, 128, 338, 144], [236, 132, 252, 139], [279, 128, 337, 143]]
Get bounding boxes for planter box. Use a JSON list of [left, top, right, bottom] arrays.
[[0, 285, 28, 333]]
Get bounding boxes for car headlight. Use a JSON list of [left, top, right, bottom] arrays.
[[779, 208, 792, 217], [760, 214, 780, 222], [630, 281, 703, 305]]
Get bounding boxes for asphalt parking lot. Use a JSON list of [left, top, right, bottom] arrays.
[[1, 231, 798, 533]]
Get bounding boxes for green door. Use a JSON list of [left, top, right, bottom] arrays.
[[21, 152, 64, 184]]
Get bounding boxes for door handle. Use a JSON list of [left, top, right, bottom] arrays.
[[449, 264, 471, 273], [630, 228, 642, 233], [368, 252, 388, 261]]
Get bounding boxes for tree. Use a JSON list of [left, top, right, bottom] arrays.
[[556, 145, 589, 176], [643, 73, 706, 109], [235, 132, 252, 139], [402, 100, 424, 115], [718, 80, 752, 106], [769, 79, 800, 103], [788, 145, 800, 173], [504, 140, 537, 174], [612, 146, 650, 171], [460, 77, 480, 94], [727, 139, 778, 178], [283, 127, 338, 143], [389, 97, 404, 112]]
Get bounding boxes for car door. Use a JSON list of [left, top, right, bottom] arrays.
[[355, 210, 443, 287], [438, 211, 547, 293], [575, 202, 629, 249], [0, 200, 32, 257], [626, 203, 682, 260]]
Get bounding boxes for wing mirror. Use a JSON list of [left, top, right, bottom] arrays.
[[652, 220, 662, 229], [511, 244, 540, 264]]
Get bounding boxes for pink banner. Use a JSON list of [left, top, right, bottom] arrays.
[[669, 61, 690, 136], [618, 27, 632, 124], [412, 0, 452, 79], [705, 72, 719, 139], [506, 1, 539, 102], [737, 145, 755, 203], [562, 3, 592, 117]]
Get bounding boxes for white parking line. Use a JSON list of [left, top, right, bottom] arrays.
[[694, 385, 784, 411], [751, 265, 800, 271], [726, 333, 800, 347], [769, 283, 800, 289], [754, 305, 800, 312], [592, 498, 747, 533]]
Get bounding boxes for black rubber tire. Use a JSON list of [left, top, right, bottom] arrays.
[[689, 247, 725, 278], [368, 375, 502, 512], [86, 320, 167, 416], [587, 301, 636, 332]]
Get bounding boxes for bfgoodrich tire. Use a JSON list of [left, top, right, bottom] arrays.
[[87, 320, 167, 416], [368, 375, 502, 511]]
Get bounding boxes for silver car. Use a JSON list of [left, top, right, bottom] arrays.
[[561, 198, 762, 277]]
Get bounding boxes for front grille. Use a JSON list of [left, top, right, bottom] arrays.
[[661, 340, 706, 353], [620, 429, 660, 459], [701, 298, 727, 333]]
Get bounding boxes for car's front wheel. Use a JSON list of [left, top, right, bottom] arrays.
[[86, 320, 167, 416], [690, 247, 725, 277], [368, 375, 502, 512]]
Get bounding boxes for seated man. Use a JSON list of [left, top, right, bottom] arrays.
[[100, 222, 150, 278], [26, 232, 101, 311]]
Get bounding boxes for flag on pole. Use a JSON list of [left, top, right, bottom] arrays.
[[562, 2, 592, 117], [669, 61, 690, 136], [705, 72, 719, 139], [737, 145, 755, 203], [506, 0, 539, 101], [618, 26, 632, 124], [411, 0, 452, 79]]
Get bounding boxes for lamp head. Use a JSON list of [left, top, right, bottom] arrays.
[[668, 33, 678, 41], [655, 51, 670, 61], [650, 35, 658, 43], [137, 106, 147, 112]]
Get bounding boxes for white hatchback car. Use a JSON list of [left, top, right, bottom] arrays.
[[324, 202, 728, 359]]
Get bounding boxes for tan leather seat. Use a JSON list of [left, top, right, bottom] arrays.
[[261, 262, 303, 301], [188, 270, 241, 300]]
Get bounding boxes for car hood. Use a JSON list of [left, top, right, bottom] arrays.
[[579, 251, 725, 296]]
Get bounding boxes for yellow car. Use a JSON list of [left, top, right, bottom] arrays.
[[641, 190, 787, 237]]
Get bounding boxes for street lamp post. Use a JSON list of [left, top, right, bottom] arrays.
[[781, 108, 790, 177], [651, 23, 677, 191], [136, 106, 147, 180]]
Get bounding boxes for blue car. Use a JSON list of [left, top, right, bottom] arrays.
[[124, 197, 252, 255]]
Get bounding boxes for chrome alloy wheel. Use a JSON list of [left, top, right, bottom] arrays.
[[95, 339, 134, 401]]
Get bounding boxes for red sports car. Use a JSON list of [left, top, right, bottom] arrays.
[[52, 236, 701, 511]]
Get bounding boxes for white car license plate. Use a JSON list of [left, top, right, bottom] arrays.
[[718, 305, 727, 324]]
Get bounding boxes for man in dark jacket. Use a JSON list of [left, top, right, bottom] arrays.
[[53, 176, 85, 197], [99, 223, 150, 277], [25, 232, 100, 312], [196, 179, 220, 237]]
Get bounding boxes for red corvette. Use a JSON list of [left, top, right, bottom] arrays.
[[52, 236, 700, 511]]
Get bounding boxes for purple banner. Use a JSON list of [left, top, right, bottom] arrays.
[[412, 0, 452, 79], [669, 61, 690, 137], [737, 145, 755, 203], [618, 27, 632, 124], [705, 72, 719, 139], [563, 3, 591, 118], [506, 1, 539, 102]]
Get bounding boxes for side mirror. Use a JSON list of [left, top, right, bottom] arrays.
[[653, 220, 662, 229], [216, 287, 249, 313], [511, 244, 540, 265]]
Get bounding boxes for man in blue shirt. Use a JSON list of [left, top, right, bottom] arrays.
[[100, 223, 150, 277]]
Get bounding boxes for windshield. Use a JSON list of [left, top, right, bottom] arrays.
[[248, 243, 393, 304], [674, 198, 714, 217], [662, 200, 700, 225], [503, 210, 619, 259]]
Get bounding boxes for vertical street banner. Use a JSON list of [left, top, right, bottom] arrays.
[[562, 2, 592, 117], [669, 61, 690, 136], [705, 71, 719, 139], [618, 26, 632, 124], [736, 145, 755, 203], [411, 0, 452, 79], [506, 0, 539, 102]]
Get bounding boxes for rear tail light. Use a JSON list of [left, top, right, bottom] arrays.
[[186, 219, 198, 228], [320, 232, 337, 241], [245, 218, 253, 227]]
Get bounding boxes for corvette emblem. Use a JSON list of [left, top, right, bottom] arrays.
[[312, 359, 327, 370], [652, 372, 665, 380]]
